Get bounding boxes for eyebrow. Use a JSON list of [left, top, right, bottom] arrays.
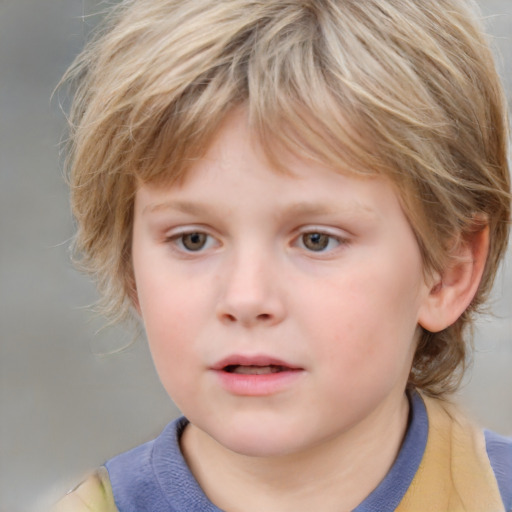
[[143, 200, 211, 216], [143, 199, 377, 219], [284, 202, 373, 217]]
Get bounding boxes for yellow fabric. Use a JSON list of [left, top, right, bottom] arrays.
[[396, 394, 505, 512], [52, 467, 118, 512]]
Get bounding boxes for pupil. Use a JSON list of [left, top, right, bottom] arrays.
[[183, 233, 206, 250], [304, 233, 328, 251]]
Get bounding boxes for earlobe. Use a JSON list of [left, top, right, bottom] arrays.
[[418, 223, 489, 333]]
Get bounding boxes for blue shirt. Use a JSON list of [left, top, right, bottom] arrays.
[[105, 393, 512, 511]]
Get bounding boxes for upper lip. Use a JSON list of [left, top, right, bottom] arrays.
[[211, 354, 302, 371]]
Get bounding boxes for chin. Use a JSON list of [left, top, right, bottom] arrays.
[[222, 435, 300, 458], [206, 419, 313, 459]]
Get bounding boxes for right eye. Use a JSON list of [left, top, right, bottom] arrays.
[[294, 231, 343, 253], [169, 231, 216, 252]]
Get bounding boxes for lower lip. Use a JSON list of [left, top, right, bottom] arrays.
[[213, 369, 304, 396]]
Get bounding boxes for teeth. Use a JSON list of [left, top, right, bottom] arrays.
[[227, 365, 283, 375]]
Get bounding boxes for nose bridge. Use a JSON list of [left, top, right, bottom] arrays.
[[217, 242, 284, 326]]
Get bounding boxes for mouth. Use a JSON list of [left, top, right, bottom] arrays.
[[212, 355, 304, 396], [212, 354, 302, 374], [223, 364, 295, 375]]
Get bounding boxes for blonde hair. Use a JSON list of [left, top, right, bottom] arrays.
[[62, 0, 510, 396]]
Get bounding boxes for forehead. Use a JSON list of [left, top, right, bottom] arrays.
[[136, 109, 406, 227], [164, 107, 378, 186]]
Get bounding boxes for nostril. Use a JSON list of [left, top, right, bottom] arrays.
[[221, 312, 271, 323]]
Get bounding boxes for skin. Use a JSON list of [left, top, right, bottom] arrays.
[[131, 109, 460, 511]]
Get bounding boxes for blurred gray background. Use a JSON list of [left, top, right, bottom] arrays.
[[0, 1, 511, 510]]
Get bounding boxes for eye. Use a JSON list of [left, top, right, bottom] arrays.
[[170, 231, 216, 252], [181, 232, 208, 251], [298, 232, 342, 252]]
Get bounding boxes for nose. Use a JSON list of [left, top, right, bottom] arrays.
[[216, 248, 286, 327]]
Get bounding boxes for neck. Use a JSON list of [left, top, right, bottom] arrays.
[[180, 393, 410, 512]]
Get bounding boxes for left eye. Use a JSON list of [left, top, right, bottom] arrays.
[[181, 232, 208, 251], [298, 232, 341, 252], [171, 232, 216, 252]]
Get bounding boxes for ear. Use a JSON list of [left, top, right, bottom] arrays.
[[418, 223, 489, 333]]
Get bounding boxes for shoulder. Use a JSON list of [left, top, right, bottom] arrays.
[[485, 429, 512, 511], [105, 417, 210, 511], [52, 467, 118, 512], [52, 418, 188, 512]]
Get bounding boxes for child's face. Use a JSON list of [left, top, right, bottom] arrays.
[[132, 110, 433, 457]]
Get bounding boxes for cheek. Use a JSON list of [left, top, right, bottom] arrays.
[[304, 264, 420, 377], [139, 289, 201, 407], [135, 271, 201, 369], [136, 254, 206, 326]]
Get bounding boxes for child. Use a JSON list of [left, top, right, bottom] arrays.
[[55, 0, 511, 510]]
